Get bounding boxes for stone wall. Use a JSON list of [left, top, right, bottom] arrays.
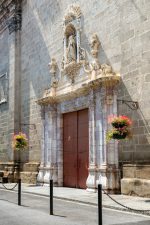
[[20, 0, 150, 165], [0, 28, 10, 162], [117, 0, 150, 164], [121, 164, 150, 197], [0, 0, 150, 186]]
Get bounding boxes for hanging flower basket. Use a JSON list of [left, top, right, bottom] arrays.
[[12, 132, 28, 151], [108, 115, 132, 128], [107, 115, 132, 141]]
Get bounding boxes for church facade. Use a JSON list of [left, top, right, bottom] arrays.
[[0, 0, 150, 196]]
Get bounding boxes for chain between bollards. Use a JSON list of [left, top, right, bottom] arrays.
[[18, 178, 21, 206], [50, 179, 53, 215], [98, 184, 102, 225]]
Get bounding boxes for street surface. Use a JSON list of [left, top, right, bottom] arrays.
[[0, 189, 150, 225]]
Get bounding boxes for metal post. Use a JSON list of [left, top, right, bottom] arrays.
[[18, 178, 21, 206], [98, 184, 102, 225], [50, 179, 53, 215]]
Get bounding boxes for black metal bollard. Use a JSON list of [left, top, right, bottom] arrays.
[[18, 178, 21, 206], [50, 179, 53, 215], [98, 184, 102, 225]]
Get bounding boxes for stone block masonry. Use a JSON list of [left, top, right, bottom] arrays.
[[0, 0, 150, 194]]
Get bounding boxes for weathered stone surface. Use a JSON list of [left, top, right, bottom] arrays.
[[121, 178, 150, 197], [123, 164, 150, 180], [20, 172, 38, 184]]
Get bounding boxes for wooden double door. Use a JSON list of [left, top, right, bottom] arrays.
[[63, 109, 89, 189]]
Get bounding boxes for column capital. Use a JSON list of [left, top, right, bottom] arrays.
[[0, 0, 22, 34], [7, 3, 22, 34]]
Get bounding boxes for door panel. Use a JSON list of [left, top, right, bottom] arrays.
[[63, 112, 77, 188], [63, 109, 89, 189]]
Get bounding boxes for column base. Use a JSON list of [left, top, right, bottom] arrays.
[[97, 164, 120, 194], [38, 165, 58, 185], [86, 164, 97, 190]]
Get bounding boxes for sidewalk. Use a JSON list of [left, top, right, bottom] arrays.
[[0, 183, 150, 215]]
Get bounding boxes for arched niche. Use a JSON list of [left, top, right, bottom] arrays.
[[61, 4, 85, 76], [64, 24, 77, 64]]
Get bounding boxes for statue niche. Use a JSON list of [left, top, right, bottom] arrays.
[[61, 4, 85, 83]]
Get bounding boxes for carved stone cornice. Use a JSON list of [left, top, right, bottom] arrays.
[[37, 74, 120, 106], [0, 0, 22, 34]]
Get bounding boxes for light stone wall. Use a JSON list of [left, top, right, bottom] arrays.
[[21, 0, 150, 164]]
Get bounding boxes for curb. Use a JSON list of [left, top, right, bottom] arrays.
[[0, 186, 150, 216], [23, 191, 150, 216]]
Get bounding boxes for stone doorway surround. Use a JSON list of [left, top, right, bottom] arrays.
[[37, 74, 120, 192], [37, 61, 120, 192]]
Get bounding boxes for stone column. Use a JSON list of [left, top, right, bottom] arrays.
[[7, 2, 22, 163], [37, 106, 45, 183], [86, 89, 97, 191], [97, 87, 120, 193], [56, 106, 63, 186], [63, 37, 67, 63], [76, 28, 80, 63], [43, 105, 58, 185]]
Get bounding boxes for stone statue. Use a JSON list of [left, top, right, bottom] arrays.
[[48, 58, 58, 88], [84, 59, 102, 80], [90, 33, 100, 58], [67, 35, 77, 63], [48, 58, 57, 74], [101, 64, 114, 76]]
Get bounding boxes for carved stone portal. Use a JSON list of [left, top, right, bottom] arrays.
[[61, 4, 85, 82]]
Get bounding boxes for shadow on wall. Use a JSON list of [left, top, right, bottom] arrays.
[[117, 79, 150, 165], [20, 0, 62, 163]]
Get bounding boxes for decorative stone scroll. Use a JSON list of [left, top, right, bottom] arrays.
[[61, 4, 86, 82], [0, 73, 8, 104]]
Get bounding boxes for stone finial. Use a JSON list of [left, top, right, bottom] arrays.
[[48, 58, 58, 89], [48, 58, 57, 75], [90, 33, 100, 58]]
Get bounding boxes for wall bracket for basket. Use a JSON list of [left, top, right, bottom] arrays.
[[117, 99, 139, 110]]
